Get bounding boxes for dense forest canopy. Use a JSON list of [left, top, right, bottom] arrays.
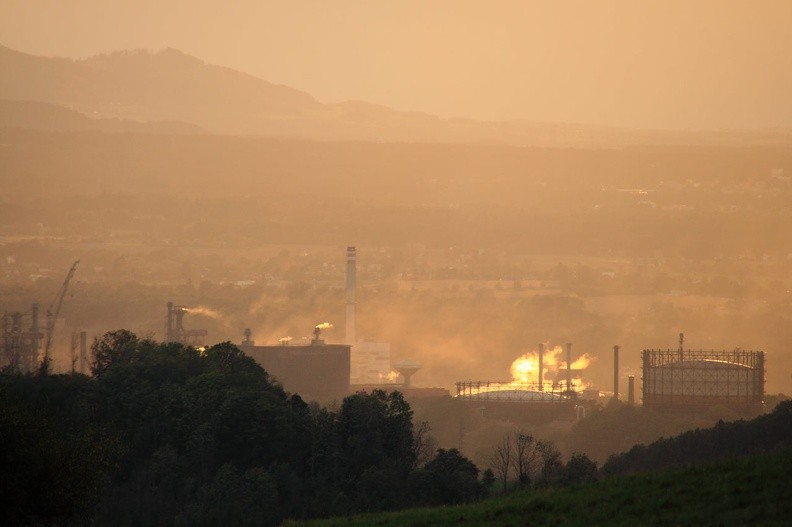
[[1, 334, 490, 525], [4, 334, 790, 525]]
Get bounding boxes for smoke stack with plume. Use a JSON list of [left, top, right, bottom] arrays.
[[312, 322, 333, 346], [279, 336, 292, 346], [509, 344, 595, 392], [184, 306, 224, 320]]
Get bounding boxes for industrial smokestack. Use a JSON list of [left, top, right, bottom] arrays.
[[565, 343, 572, 392], [31, 303, 40, 355], [166, 302, 174, 342], [628, 375, 635, 405], [613, 345, 620, 401], [79, 331, 87, 374], [538, 343, 544, 389], [70, 332, 79, 372], [345, 246, 356, 345], [241, 328, 254, 347], [679, 332, 684, 360]]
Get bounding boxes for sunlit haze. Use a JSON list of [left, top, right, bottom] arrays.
[[2, 3, 792, 523], [1, 0, 791, 129]]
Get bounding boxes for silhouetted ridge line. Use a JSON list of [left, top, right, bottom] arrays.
[[603, 401, 792, 475]]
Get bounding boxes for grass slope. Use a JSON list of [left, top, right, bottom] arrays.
[[301, 447, 792, 526]]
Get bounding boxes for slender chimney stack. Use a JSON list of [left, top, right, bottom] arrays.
[[678, 332, 684, 360], [166, 302, 174, 342], [70, 332, 79, 372], [345, 247, 356, 345], [79, 331, 88, 374], [613, 345, 620, 401], [538, 343, 545, 390], [628, 375, 635, 405], [31, 303, 40, 355], [565, 343, 572, 392]]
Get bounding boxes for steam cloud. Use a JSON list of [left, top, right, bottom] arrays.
[[184, 306, 224, 320], [509, 344, 595, 390]]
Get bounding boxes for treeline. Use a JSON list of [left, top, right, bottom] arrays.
[[1, 332, 489, 526], [14, 332, 791, 526], [602, 400, 792, 476], [487, 431, 597, 490], [301, 447, 792, 527]]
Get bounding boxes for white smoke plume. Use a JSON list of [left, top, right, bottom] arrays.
[[184, 306, 224, 320]]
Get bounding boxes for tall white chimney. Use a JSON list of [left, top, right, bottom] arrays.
[[613, 345, 620, 401], [345, 246, 356, 344]]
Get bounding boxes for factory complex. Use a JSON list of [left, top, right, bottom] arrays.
[[1, 249, 768, 420]]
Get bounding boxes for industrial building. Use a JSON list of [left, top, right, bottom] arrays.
[[240, 325, 350, 402], [1, 261, 80, 373], [350, 359, 450, 399], [642, 348, 765, 413], [351, 340, 391, 384], [454, 343, 580, 423], [165, 302, 208, 346], [455, 381, 575, 422], [1, 305, 42, 372], [345, 246, 393, 384]]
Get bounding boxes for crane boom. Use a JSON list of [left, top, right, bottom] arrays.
[[44, 260, 79, 361]]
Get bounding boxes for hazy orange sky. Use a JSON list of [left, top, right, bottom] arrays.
[[1, 0, 791, 130]]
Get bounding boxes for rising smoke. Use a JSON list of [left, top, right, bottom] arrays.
[[509, 344, 594, 390]]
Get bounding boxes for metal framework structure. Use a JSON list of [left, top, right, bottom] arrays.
[[455, 380, 576, 403], [44, 261, 79, 362], [1, 305, 43, 373], [642, 349, 764, 411], [165, 302, 208, 346]]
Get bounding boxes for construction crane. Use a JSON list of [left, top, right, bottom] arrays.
[[44, 260, 79, 363]]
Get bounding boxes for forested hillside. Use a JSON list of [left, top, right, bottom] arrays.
[[300, 402, 792, 526], [1, 334, 488, 525], [302, 446, 792, 527], [601, 400, 792, 475]]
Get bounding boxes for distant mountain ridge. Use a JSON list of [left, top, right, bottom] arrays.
[[2, 44, 790, 146], [0, 99, 206, 134]]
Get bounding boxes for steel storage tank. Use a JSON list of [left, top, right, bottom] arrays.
[[454, 381, 574, 422], [642, 349, 764, 413]]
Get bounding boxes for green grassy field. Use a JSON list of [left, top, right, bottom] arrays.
[[299, 447, 792, 526]]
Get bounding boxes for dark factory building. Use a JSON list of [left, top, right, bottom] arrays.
[[240, 337, 350, 402]]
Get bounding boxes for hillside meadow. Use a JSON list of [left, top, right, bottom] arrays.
[[301, 446, 792, 527]]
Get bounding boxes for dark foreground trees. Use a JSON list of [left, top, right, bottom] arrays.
[[0, 372, 118, 525], [1, 331, 485, 526], [487, 431, 596, 492]]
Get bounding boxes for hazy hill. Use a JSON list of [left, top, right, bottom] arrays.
[[303, 407, 792, 526], [2, 45, 790, 147], [0, 99, 206, 134], [302, 447, 792, 526], [601, 400, 792, 476]]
